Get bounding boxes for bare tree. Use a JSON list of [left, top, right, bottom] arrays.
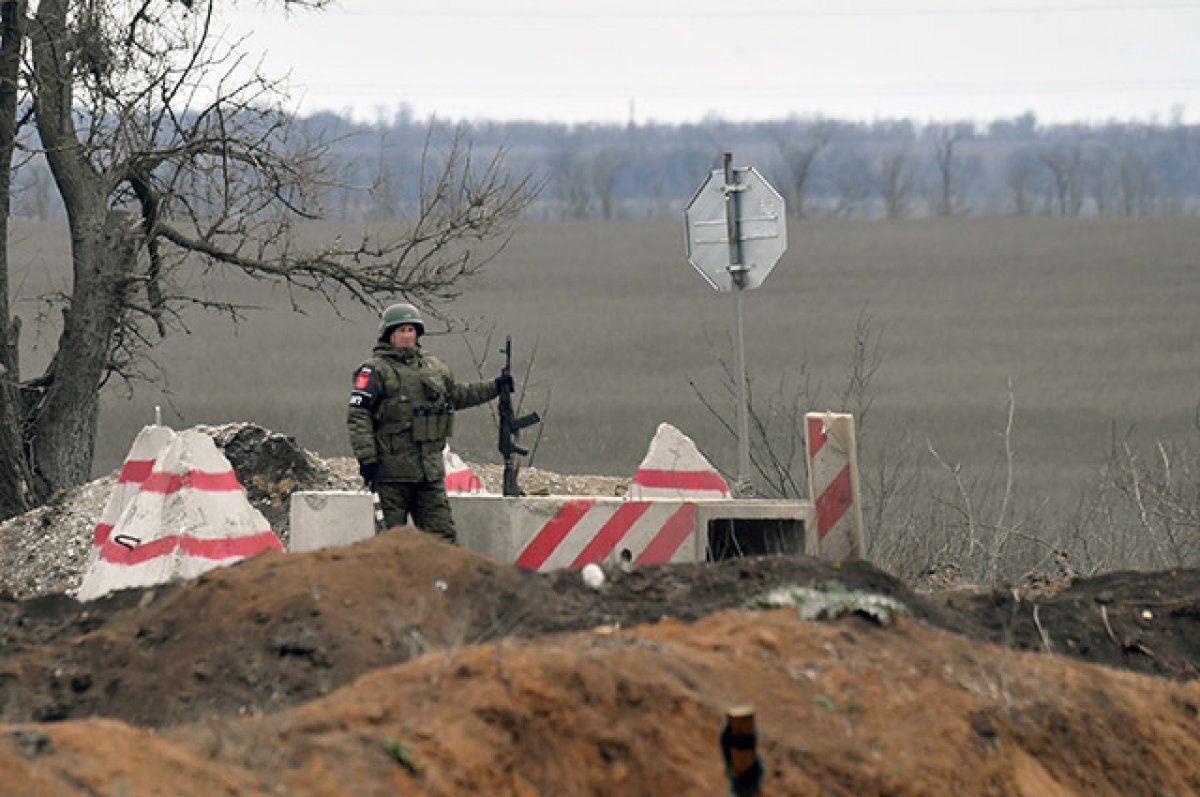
[[770, 119, 831, 218], [1004, 151, 1039, 216], [929, 125, 960, 217], [547, 138, 591, 219], [0, 0, 28, 516], [0, 0, 537, 518], [590, 146, 625, 220], [1118, 150, 1157, 217], [926, 123, 974, 214], [874, 150, 912, 220], [1039, 143, 1084, 216], [827, 149, 872, 218], [1085, 146, 1116, 216]]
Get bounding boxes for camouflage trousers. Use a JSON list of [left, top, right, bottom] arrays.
[[376, 479, 457, 544]]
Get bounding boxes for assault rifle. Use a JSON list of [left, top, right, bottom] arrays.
[[498, 336, 541, 497]]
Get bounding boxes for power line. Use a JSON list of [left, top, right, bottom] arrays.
[[307, 78, 1200, 100], [345, 3, 1200, 20]]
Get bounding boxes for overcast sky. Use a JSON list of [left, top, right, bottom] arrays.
[[218, 0, 1200, 126]]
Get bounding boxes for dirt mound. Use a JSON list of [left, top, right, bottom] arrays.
[[931, 568, 1200, 681], [4, 597, 1200, 796], [3, 423, 1200, 793], [0, 530, 929, 727], [2, 528, 1199, 722]]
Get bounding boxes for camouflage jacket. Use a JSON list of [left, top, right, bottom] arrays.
[[347, 343, 498, 482]]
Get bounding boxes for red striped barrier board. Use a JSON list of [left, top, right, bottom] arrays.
[[514, 499, 699, 571], [76, 429, 282, 601], [804, 412, 865, 560], [450, 494, 815, 570]]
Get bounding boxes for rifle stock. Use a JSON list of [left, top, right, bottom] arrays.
[[498, 336, 541, 497]]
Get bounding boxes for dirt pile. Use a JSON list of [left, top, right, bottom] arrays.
[[2, 422, 1200, 793], [0, 530, 927, 727], [1, 530, 1199, 794]]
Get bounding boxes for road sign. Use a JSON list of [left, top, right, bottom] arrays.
[[682, 154, 789, 496], [684, 166, 787, 292]]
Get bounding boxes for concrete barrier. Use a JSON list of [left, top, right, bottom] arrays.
[[287, 491, 814, 570], [452, 495, 813, 570], [77, 430, 282, 601], [90, 424, 176, 548], [289, 490, 376, 552], [628, 422, 730, 500]]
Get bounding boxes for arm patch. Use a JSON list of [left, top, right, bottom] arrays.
[[349, 365, 382, 411]]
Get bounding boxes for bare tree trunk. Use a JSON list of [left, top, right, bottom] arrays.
[[28, 215, 138, 492], [1006, 160, 1035, 216], [590, 147, 624, 220], [0, 0, 35, 517], [17, 0, 135, 503], [931, 126, 958, 217], [831, 153, 871, 218], [1040, 144, 1084, 216], [876, 150, 912, 220], [772, 121, 830, 218], [1087, 148, 1115, 217], [1119, 151, 1156, 217]]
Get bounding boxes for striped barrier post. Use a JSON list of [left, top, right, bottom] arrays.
[[804, 412, 865, 560]]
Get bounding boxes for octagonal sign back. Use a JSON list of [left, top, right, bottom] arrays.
[[684, 166, 787, 292]]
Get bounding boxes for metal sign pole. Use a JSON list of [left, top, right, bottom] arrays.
[[685, 153, 786, 500], [723, 152, 751, 496], [732, 286, 750, 495]]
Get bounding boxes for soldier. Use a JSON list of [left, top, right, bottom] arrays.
[[347, 303, 512, 543]]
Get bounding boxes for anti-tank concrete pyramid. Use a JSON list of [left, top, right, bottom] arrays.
[[76, 428, 282, 601], [89, 424, 176, 550], [628, 422, 730, 500]]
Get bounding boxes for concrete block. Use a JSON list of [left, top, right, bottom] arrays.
[[451, 494, 815, 571], [289, 490, 375, 552], [286, 490, 816, 570]]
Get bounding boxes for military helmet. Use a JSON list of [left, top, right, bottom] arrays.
[[378, 302, 425, 339]]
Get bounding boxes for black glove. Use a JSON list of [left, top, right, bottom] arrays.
[[359, 461, 379, 491], [495, 373, 515, 392]]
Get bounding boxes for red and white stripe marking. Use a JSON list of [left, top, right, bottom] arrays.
[[629, 422, 730, 499], [631, 468, 728, 496], [444, 446, 485, 494], [515, 499, 699, 571], [77, 429, 282, 601], [805, 412, 865, 560], [91, 425, 175, 547]]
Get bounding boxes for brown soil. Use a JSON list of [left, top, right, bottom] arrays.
[[3, 529, 1200, 795]]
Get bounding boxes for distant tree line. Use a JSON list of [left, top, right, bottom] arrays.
[[12, 107, 1200, 222]]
